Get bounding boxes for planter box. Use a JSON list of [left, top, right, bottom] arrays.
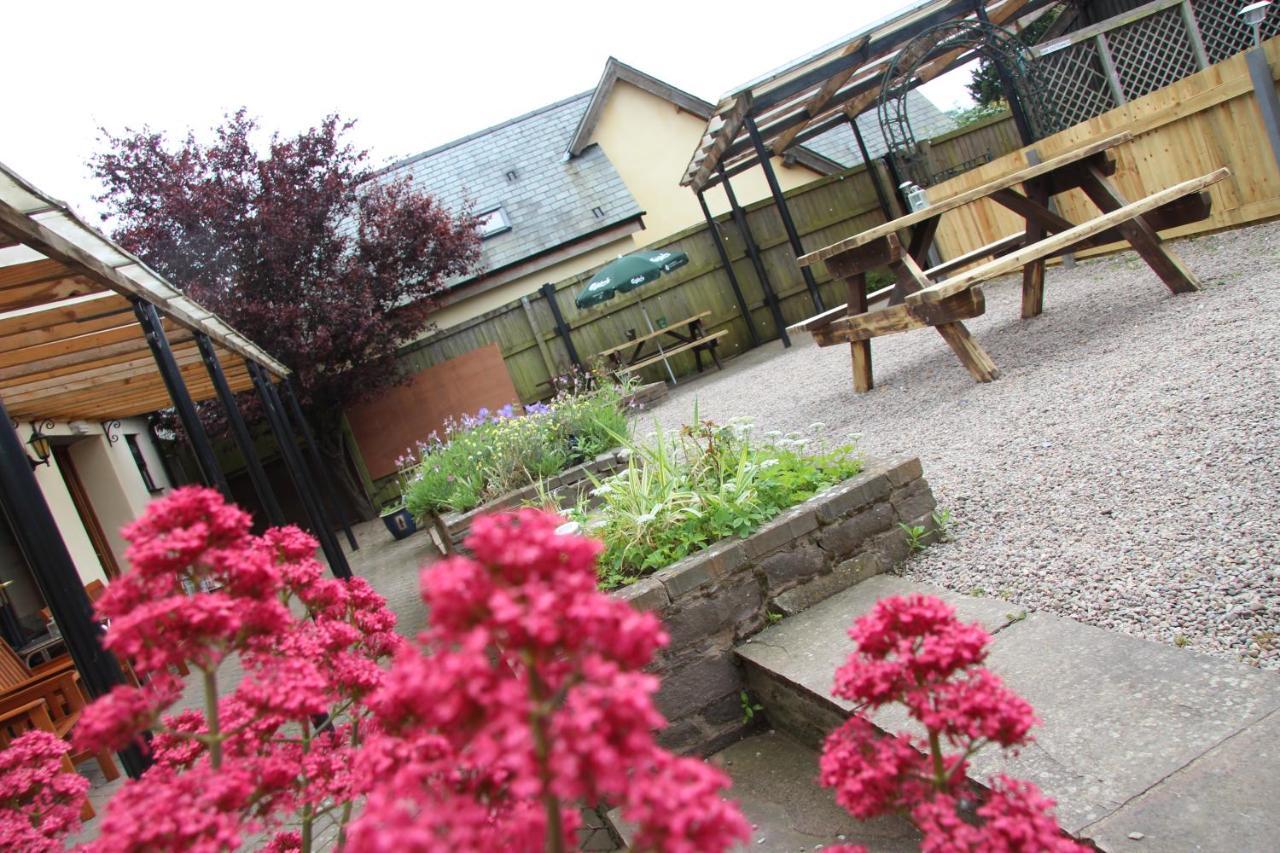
[[611, 454, 938, 757], [439, 449, 629, 548]]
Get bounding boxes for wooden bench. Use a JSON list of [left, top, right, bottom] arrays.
[[791, 167, 1229, 391], [614, 329, 728, 378]]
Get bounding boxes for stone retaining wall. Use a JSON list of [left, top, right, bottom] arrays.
[[612, 454, 936, 756], [441, 449, 629, 546]]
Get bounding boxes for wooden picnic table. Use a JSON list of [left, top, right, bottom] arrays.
[[595, 310, 726, 382], [792, 132, 1227, 392]]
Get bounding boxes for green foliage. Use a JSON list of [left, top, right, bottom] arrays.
[[946, 102, 1009, 128], [931, 508, 955, 542], [966, 9, 1063, 107], [900, 523, 929, 553], [740, 690, 764, 724], [402, 379, 633, 518], [568, 415, 862, 590]]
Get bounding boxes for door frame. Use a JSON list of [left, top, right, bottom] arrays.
[[51, 444, 122, 580]]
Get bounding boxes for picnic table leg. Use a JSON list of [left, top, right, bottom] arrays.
[[847, 271, 873, 392], [892, 253, 1000, 383], [1021, 181, 1049, 319], [1077, 165, 1200, 294]]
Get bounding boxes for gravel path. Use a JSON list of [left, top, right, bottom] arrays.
[[641, 220, 1280, 668]]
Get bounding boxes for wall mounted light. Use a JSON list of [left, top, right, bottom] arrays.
[[1241, 1, 1272, 47], [27, 422, 52, 470]]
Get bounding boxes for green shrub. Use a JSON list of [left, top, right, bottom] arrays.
[[566, 415, 861, 590], [402, 380, 633, 518]]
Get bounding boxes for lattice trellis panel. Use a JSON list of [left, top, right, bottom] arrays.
[[1037, 40, 1119, 126], [1193, 0, 1280, 64], [1108, 6, 1201, 100]]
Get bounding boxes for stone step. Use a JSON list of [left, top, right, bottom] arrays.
[[736, 575, 1280, 851], [607, 730, 918, 852]]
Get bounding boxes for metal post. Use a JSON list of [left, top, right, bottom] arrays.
[[974, 0, 1037, 145], [132, 299, 230, 498], [1247, 46, 1280, 174], [744, 116, 825, 313], [1095, 34, 1127, 108], [194, 333, 285, 527], [695, 190, 760, 347], [280, 378, 358, 551], [248, 362, 352, 580], [0, 403, 148, 778], [718, 166, 790, 348], [849, 116, 896, 222], [538, 283, 582, 369]]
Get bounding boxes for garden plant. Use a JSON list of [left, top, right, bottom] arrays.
[[566, 416, 862, 589], [400, 377, 631, 519]]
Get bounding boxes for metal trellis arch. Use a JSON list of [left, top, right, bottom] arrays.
[[877, 19, 1062, 186]]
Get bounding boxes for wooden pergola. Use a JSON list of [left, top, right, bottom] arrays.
[[0, 161, 354, 777], [682, 0, 1060, 333]]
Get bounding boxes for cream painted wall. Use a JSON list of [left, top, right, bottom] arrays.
[[587, 80, 824, 240], [422, 235, 638, 333], [32, 441, 109, 588]]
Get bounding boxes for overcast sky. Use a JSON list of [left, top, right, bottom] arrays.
[[5, 0, 975, 218]]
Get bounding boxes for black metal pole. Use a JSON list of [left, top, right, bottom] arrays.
[[974, 0, 1037, 145], [132, 299, 230, 499], [695, 190, 760, 348], [538, 283, 582, 369], [849, 116, 896, 223], [194, 333, 285, 527], [744, 116, 825, 313], [0, 404, 148, 778], [280, 378, 358, 552], [718, 166, 790, 348], [248, 363, 352, 580]]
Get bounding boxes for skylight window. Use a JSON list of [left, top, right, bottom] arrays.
[[477, 207, 511, 239]]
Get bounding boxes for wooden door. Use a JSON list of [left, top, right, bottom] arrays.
[[52, 445, 121, 580]]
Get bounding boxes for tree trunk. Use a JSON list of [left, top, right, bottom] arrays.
[[315, 421, 376, 523]]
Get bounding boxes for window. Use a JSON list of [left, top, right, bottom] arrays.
[[477, 207, 511, 239], [125, 434, 162, 495]]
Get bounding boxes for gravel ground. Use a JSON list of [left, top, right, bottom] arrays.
[[641, 220, 1280, 668]]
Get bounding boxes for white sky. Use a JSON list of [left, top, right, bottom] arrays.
[[4, 0, 975, 218]]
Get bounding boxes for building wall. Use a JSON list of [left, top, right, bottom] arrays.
[[27, 418, 172, 593], [587, 80, 825, 238], [423, 234, 638, 332]]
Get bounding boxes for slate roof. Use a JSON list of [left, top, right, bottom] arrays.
[[802, 91, 957, 167], [380, 92, 644, 286]]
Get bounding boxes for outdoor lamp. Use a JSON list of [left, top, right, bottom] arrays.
[[27, 423, 51, 469], [1241, 1, 1271, 46]]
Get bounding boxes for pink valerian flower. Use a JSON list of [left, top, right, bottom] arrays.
[[0, 730, 88, 852], [822, 595, 1088, 851], [73, 672, 182, 755], [348, 509, 749, 852]]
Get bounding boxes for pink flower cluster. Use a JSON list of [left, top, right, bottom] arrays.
[[0, 730, 88, 853], [71, 487, 400, 851], [346, 509, 750, 852], [819, 595, 1087, 852]]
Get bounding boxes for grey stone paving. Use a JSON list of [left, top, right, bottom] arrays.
[[738, 575, 1280, 846]]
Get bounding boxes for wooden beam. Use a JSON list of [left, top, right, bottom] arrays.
[[812, 288, 987, 345], [0, 258, 67, 290], [1, 345, 229, 400], [0, 342, 199, 388], [906, 168, 1230, 305], [0, 326, 194, 382], [0, 310, 143, 354], [770, 38, 868, 153], [0, 275, 104, 313], [799, 133, 1134, 266], [0, 293, 134, 338]]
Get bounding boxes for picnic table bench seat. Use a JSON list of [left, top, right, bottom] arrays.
[[613, 329, 728, 377], [791, 163, 1228, 391]]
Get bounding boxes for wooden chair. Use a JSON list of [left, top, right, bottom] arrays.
[[38, 579, 187, 680], [0, 698, 95, 821], [0, 641, 120, 782]]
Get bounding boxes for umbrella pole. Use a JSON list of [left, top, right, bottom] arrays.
[[640, 299, 678, 385]]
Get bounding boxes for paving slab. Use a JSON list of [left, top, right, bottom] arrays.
[[737, 575, 1280, 844], [607, 730, 918, 852], [1080, 707, 1280, 853]]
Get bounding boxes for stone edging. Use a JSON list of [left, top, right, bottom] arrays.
[[611, 454, 938, 756]]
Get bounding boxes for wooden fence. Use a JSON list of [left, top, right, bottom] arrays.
[[931, 36, 1280, 260], [395, 115, 1022, 401]]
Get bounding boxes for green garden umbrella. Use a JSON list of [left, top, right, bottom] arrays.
[[576, 250, 689, 383]]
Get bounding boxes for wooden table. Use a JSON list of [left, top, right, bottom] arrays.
[[596, 310, 726, 382], [793, 133, 1225, 391]]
